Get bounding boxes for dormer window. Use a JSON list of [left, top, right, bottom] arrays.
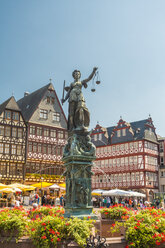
[[117, 130, 121, 137], [93, 133, 102, 141], [122, 129, 126, 136]]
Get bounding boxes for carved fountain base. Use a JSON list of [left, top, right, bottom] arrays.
[[62, 130, 97, 219]]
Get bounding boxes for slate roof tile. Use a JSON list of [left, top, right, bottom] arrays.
[[0, 96, 21, 115], [17, 83, 52, 122]]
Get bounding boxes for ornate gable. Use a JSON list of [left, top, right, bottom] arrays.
[[91, 123, 108, 146], [144, 116, 157, 142], [111, 118, 134, 144]]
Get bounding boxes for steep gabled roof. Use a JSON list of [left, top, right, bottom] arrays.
[[0, 96, 21, 115], [130, 119, 148, 140], [17, 83, 52, 122], [92, 117, 157, 144]]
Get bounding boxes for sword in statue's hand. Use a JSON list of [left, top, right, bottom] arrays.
[[61, 80, 65, 105]]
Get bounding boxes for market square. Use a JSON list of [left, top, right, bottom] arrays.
[[0, 1, 165, 247]]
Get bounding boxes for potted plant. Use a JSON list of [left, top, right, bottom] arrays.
[[99, 204, 130, 237], [111, 208, 165, 248], [28, 206, 65, 220], [28, 215, 94, 248], [0, 211, 26, 241], [99, 204, 130, 220]]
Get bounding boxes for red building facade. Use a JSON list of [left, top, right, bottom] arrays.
[[91, 117, 159, 199]]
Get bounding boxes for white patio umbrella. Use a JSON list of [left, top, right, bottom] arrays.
[[128, 191, 146, 198], [49, 184, 60, 190], [92, 189, 107, 194], [102, 189, 131, 197]]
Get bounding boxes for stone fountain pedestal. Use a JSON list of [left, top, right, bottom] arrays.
[[62, 130, 97, 219]]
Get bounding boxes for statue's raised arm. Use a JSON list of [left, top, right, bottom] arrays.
[[81, 67, 98, 87]]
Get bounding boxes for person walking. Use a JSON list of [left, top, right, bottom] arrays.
[[60, 195, 64, 206], [106, 196, 111, 208]]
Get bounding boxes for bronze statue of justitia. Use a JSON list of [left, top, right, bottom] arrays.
[[61, 67, 98, 131]]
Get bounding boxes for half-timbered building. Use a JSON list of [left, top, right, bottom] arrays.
[[91, 117, 159, 200], [0, 97, 26, 183], [17, 83, 67, 184]]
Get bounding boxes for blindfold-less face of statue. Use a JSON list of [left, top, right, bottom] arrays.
[[72, 70, 81, 80]]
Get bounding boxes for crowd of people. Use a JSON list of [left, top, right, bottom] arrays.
[[0, 191, 66, 209], [1, 190, 164, 210], [92, 196, 164, 209], [28, 192, 65, 208]]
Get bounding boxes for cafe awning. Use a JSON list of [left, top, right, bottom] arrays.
[[31, 182, 53, 189]]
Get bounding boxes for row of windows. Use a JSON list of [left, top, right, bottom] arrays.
[[93, 172, 144, 183], [94, 155, 144, 168], [93, 172, 157, 184], [146, 172, 158, 181], [145, 156, 158, 166], [93, 128, 127, 141], [28, 142, 63, 155], [0, 143, 23, 155], [4, 111, 20, 121], [40, 109, 60, 122], [144, 141, 158, 151], [26, 164, 63, 175], [0, 164, 23, 176], [29, 126, 67, 139], [0, 125, 23, 138], [96, 141, 141, 154]]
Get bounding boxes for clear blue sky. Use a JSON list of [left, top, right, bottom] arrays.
[[0, 0, 165, 136]]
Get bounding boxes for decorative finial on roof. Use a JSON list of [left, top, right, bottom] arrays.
[[149, 113, 151, 118], [49, 78, 52, 84], [97, 121, 99, 125], [120, 116, 122, 119]]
